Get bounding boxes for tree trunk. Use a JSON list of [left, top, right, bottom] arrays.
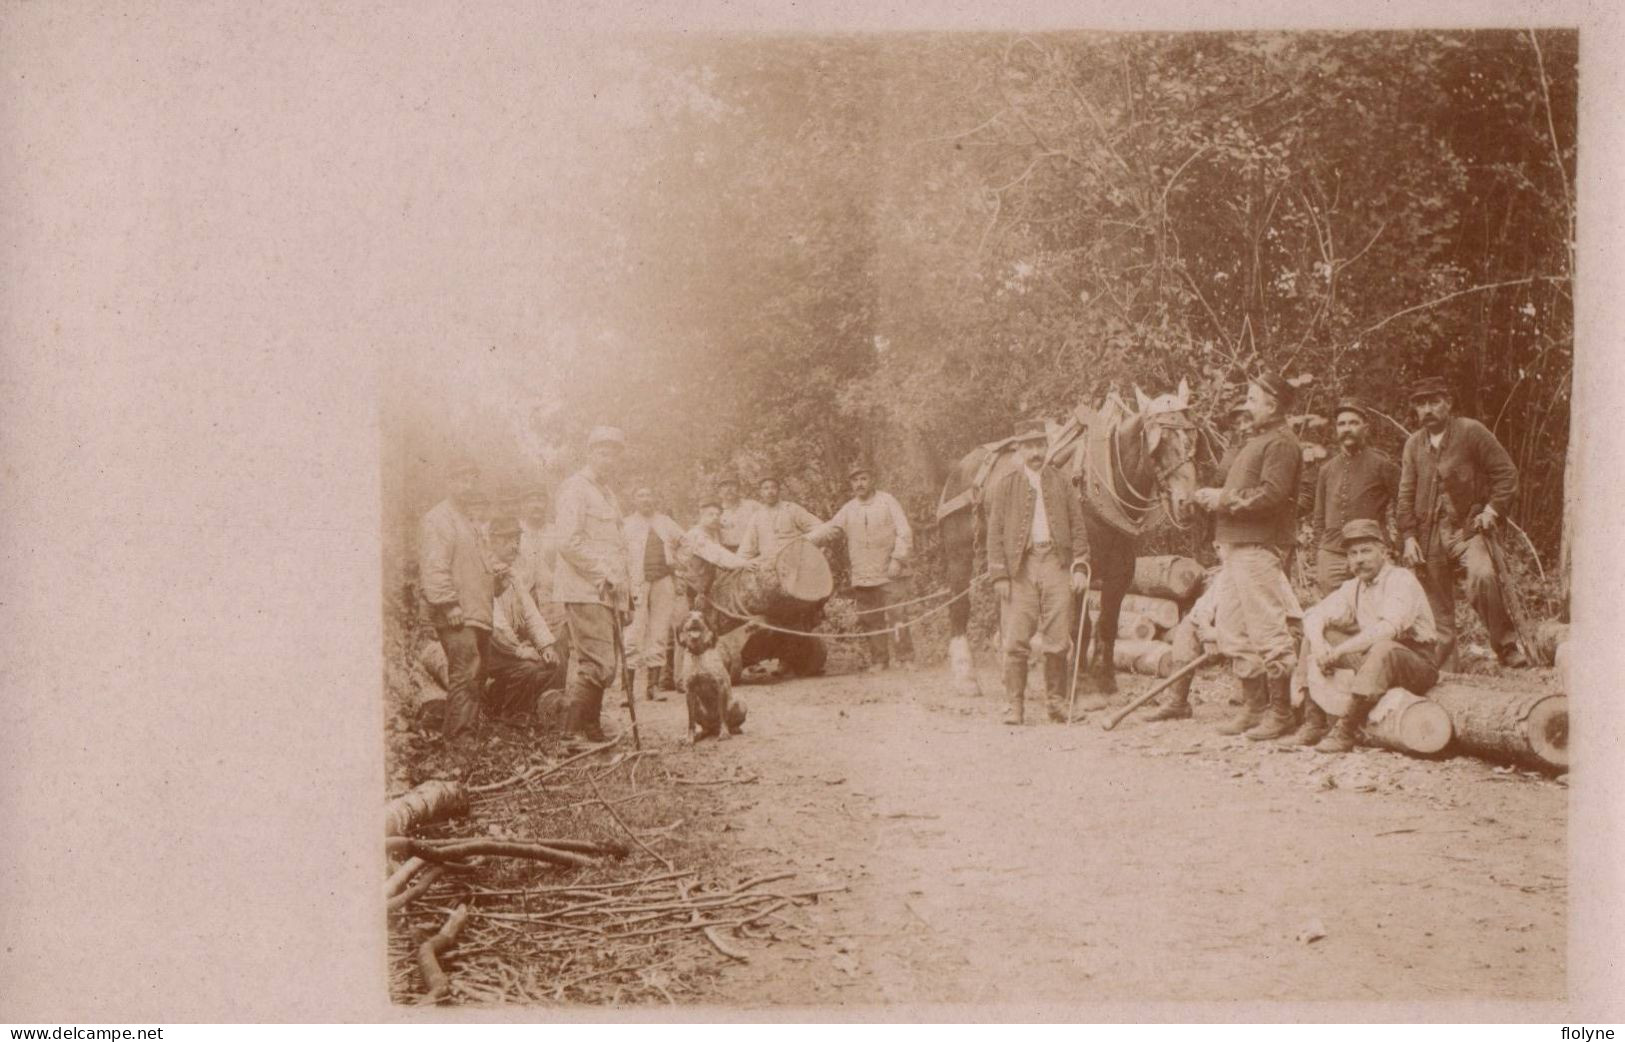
[[1128, 556, 1205, 601], [1425, 674, 1568, 772], [385, 780, 471, 837], [1085, 590, 1181, 629], [711, 539, 833, 622], [1112, 639, 1173, 677], [1362, 688, 1453, 756]]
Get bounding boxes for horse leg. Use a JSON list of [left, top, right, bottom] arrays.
[[941, 508, 981, 696], [1091, 525, 1135, 697]]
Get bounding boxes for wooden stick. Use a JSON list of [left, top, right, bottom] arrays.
[[383, 856, 427, 899], [396, 835, 627, 857], [387, 865, 445, 912], [1101, 651, 1221, 731], [389, 837, 599, 870], [468, 737, 623, 795], [588, 776, 674, 871], [417, 903, 469, 1003]]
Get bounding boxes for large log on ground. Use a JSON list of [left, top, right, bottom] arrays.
[[1363, 687, 1453, 756], [1129, 556, 1205, 602], [385, 780, 470, 837], [1083, 609, 1155, 642], [1425, 673, 1568, 772], [712, 539, 833, 623], [1085, 590, 1181, 630], [1112, 639, 1174, 677]]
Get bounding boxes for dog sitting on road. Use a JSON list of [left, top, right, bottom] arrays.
[[674, 610, 746, 742]]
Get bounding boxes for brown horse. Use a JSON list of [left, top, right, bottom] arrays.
[[936, 384, 1202, 696]]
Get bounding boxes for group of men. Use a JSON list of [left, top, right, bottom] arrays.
[[990, 372, 1530, 753], [415, 426, 917, 749]]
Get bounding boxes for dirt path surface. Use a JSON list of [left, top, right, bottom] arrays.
[[633, 660, 1565, 1009]]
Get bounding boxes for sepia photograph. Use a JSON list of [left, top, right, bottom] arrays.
[[379, 27, 1578, 1009]]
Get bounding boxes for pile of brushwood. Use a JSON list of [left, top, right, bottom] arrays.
[[385, 724, 842, 1005]]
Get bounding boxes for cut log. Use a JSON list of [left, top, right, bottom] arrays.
[[1112, 639, 1173, 677], [1363, 688, 1454, 756], [712, 539, 833, 622], [1129, 555, 1205, 602], [1425, 674, 1568, 772], [1085, 590, 1181, 630], [385, 780, 470, 838], [1117, 612, 1158, 642]]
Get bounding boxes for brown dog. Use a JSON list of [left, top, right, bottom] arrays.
[[674, 611, 746, 742]]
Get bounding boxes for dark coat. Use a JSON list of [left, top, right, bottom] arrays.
[[985, 464, 1090, 582], [1397, 416, 1518, 548], [1214, 418, 1303, 549]]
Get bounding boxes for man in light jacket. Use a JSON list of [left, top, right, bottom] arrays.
[[418, 455, 496, 741], [812, 464, 915, 670], [554, 427, 633, 741], [622, 484, 686, 704], [737, 477, 823, 562]]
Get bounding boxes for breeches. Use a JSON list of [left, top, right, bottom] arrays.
[[1002, 549, 1074, 660], [1216, 544, 1298, 680]]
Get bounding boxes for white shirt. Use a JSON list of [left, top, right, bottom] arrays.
[[1428, 429, 1445, 450], [1023, 465, 1052, 544], [1309, 561, 1437, 647]]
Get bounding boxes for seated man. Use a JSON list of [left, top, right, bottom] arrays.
[[1297, 518, 1440, 754], [676, 499, 753, 633], [485, 516, 564, 721]]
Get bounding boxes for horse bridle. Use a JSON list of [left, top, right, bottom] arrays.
[[1106, 412, 1199, 530]]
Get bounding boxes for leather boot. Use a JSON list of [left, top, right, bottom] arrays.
[[1044, 653, 1071, 722], [1002, 656, 1027, 725], [1145, 671, 1194, 721], [1217, 675, 1267, 735], [1316, 693, 1375, 754], [1291, 699, 1331, 746], [645, 666, 667, 702], [1247, 671, 1297, 740]]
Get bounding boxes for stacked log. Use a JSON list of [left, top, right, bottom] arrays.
[[1112, 639, 1174, 678], [1362, 688, 1454, 756], [1426, 673, 1568, 772], [1085, 590, 1181, 630], [1129, 555, 1205, 602]]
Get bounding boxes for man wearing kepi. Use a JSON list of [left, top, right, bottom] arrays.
[[1312, 397, 1400, 597], [418, 455, 495, 741], [622, 484, 686, 703], [1193, 373, 1303, 740], [1397, 376, 1527, 669], [812, 464, 915, 671], [485, 515, 564, 720], [1299, 519, 1439, 753], [986, 421, 1091, 725], [554, 426, 633, 741]]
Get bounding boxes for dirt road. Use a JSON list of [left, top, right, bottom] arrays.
[[635, 660, 1565, 1009]]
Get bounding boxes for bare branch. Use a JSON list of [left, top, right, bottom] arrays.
[[1356, 276, 1568, 339]]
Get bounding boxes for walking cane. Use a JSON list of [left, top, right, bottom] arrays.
[[606, 588, 642, 752], [1065, 563, 1093, 724]]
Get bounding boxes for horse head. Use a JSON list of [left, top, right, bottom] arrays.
[[1133, 379, 1200, 524]]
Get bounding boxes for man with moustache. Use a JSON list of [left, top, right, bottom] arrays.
[[1397, 377, 1527, 669], [1311, 398, 1400, 597], [676, 498, 754, 633], [736, 476, 824, 562], [554, 426, 634, 741], [417, 455, 495, 742], [484, 515, 564, 720], [810, 464, 916, 671]]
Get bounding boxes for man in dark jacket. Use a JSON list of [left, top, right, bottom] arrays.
[[1312, 398, 1400, 597], [1397, 377, 1527, 669], [986, 422, 1091, 725], [1194, 374, 1304, 740]]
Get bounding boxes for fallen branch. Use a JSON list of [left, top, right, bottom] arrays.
[[670, 774, 760, 786], [388, 865, 446, 912], [383, 856, 427, 899], [468, 737, 622, 795], [703, 925, 750, 962], [397, 835, 628, 858], [388, 837, 601, 870], [418, 903, 470, 1003], [588, 776, 674, 871], [385, 780, 470, 837]]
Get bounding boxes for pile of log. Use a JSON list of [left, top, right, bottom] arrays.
[[1083, 555, 1202, 677], [1424, 672, 1568, 772]]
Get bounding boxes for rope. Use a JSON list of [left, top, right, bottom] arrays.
[[844, 583, 964, 615], [703, 574, 991, 640]]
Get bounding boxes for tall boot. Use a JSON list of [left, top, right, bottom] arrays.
[[645, 665, 667, 702], [1290, 699, 1331, 747], [1044, 653, 1071, 722], [1145, 669, 1195, 722], [1002, 656, 1027, 725], [632, 667, 650, 705], [1316, 693, 1375, 754], [1217, 675, 1267, 735], [1247, 671, 1297, 741]]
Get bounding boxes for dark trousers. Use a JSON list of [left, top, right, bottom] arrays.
[[1315, 547, 1351, 599], [1422, 521, 1516, 668], [852, 583, 914, 666], [485, 647, 564, 720], [565, 603, 617, 732], [435, 624, 489, 738]]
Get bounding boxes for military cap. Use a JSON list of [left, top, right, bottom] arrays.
[[1013, 419, 1048, 443], [848, 462, 873, 480], [1340, 518, 1386, 547], [489, 515, 522, 538], [1334, 397, 1369, 420], [1408, 377, 1451, 401], [1251, 372, 1295, 407]]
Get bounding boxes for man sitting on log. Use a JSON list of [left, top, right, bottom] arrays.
[[1298, 518, 1440, 754], [676, 499, 753, 634], [810, 463, 916, 672], [485, 515, 565, 722], [737, 476, 824, 562]]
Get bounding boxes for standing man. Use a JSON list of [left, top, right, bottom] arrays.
[[622, 484, 686, 704], [716, 476, 762, 553], [812, 464, 916, 671], [485, 516, 564, 721], [1299, 519, 1440, 752], [986, 422, 1091, 725], [1397, 377, 1527, 669], [737, 476, 823, 562], [554, 426, 633, 742], [418, 455, 495, 742], [1311, 398, 1400, 597], [517, 487, 569, 670], [1193, 374, 1304, 740], [677, 499, 754, 632]]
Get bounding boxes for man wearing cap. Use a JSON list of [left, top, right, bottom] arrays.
[[1397, 377, 1526, 668], [677, 499, 753, 631], [1296, 518, 1440, 752], [811, 464, 916, 671], [1192, 374, 1304, 740], [485, 516, 564, 720], [554, 426, 633, 741], [622, 484, 686, 703], [418, 456, 496, 740], [716, 477, 762, 553], [737, 477, 824, 562], [987, 421, 1091, 725], [1312, 398, 1400, 598], [516, 487, 570, 669]]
